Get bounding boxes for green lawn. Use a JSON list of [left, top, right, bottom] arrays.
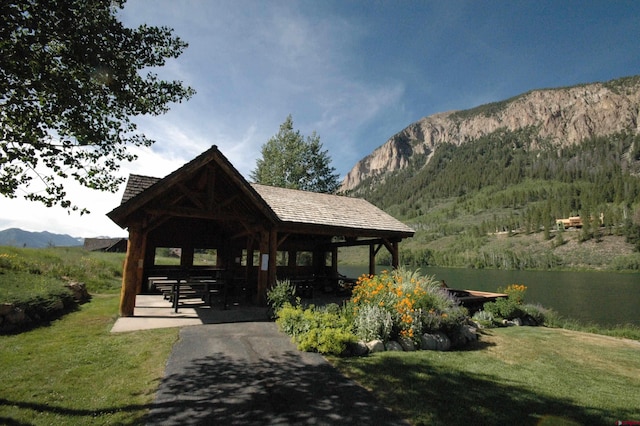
[[2, 294, 639, 425], [2, 246, 639, 425], [330, 326, 640, 425], [0, 294, 177, 425]]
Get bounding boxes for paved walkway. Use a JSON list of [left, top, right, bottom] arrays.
[[111, 295, 271, 333], [112, 296, 409, 425]]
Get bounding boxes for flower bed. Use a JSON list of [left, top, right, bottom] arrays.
[[269, 268, 482, 356]]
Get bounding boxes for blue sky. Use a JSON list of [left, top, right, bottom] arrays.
[[2, 0, 640, 238]]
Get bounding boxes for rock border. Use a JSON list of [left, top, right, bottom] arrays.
[[0, 282, 91, 334], [345, 314, 543, 356]]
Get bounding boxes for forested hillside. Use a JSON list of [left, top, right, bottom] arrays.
[[342, 77, 640, 271], [353, 130, 640, 270]]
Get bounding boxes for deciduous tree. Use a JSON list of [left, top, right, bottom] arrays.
[[1, 0, 195, 212]]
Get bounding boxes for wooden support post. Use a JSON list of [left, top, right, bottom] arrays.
[[120, 225, 145, 317], [391, 241, 399, 269], [268, 228, 278, 291], [181, 245, 194, 269], [331, 248, 338, 277], [256, 230, 269, 305], [369, 243, 376, 276]]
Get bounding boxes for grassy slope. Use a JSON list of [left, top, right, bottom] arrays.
[[339, 227, 640, 271]]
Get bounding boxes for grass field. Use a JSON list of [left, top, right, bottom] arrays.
[[0, 294, 177, 425], [2, 246, 639, 425], [331, 326, 640, 425]]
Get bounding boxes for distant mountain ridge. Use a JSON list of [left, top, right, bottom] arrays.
[[341, 75, 640, 192], [0, 228, 83, 248]]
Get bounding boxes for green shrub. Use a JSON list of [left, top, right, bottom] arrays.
[[276, 303, 357, 355], [439, 304, 470, 332], [275, 303, 309, 337], [297, 327, 357, 355], [522, 303, 548, 325], [483, 284, 528, 320], [472, 310, 495, 328], [266, 279, 297, 318], [483, 298, 525, 320]]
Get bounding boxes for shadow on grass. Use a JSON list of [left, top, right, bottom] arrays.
[[334, 353, 633, 425], [0, 397, 148, 425], [1, 350, 409, 425]]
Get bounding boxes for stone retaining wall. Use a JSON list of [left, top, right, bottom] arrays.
[[0, 282, 90, 334]]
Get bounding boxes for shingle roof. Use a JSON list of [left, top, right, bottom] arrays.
[[251, 183, 414, 234], [83, 238, 127, 252], [121, 174, 162, 204], [111, 146, 413, 237], [118, 175, 413, 235]]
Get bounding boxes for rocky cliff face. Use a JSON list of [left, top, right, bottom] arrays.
[[341, 76, 640, 192]]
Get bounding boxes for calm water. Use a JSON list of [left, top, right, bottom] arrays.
[[339, 265, 640, 327]]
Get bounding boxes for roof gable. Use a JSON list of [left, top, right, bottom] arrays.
[[107, 146, 275, 227], [107, 146, 414, 238]]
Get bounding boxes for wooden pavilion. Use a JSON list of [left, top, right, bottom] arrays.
[[107, 146, 414, 316]]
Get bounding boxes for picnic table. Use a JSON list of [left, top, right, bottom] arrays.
[[149, 275, 227, 312]]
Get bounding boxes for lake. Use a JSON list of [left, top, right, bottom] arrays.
[[338, 265, 639, 327]]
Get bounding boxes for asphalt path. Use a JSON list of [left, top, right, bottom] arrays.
[[146, 321, 409, 425]]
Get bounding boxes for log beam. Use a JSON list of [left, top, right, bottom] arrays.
[[120, 225, 146, 316]]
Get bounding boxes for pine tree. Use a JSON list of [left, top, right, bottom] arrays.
[[250, 115, 340, 193]]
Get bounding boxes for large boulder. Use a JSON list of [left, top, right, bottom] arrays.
[[366, 340, 386, 353], [398, 336, 416, 351], [385, 340, 404, 352], [433, 331, 451, 351], [65, 281, 91, 303], [449, 324, 478, 348], [420, 332, 451, 351], [420, 333, 438, 350], [346, 341, 369, 357]]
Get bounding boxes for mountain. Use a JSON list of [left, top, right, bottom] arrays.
[[338, 75, 640, 271], [341, 75, 640, 192], [0, 228, 84, 248]]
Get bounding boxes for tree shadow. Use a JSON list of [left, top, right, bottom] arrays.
[[145, 350, 409, 425], [335, 355, 634, 425]]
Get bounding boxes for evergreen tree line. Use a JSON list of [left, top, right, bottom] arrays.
[[354, 129, 640, 267], [365, 129, 640, 211]]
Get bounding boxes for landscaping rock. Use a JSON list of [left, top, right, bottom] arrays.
[[450, 324, 478, 348], [348, 341, 369, 357], [385, 340, 404, 351], [65, 281, 91, 303], [366, 339, 385, 353], [420, 333, 438, 351], [0, 303, 14, 316], [398, 336, 415, 351], [433, 331, 451, 351], [449, 329, 467, 349], [461, 324, 478, 342], [6, 307, 27, 325]]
